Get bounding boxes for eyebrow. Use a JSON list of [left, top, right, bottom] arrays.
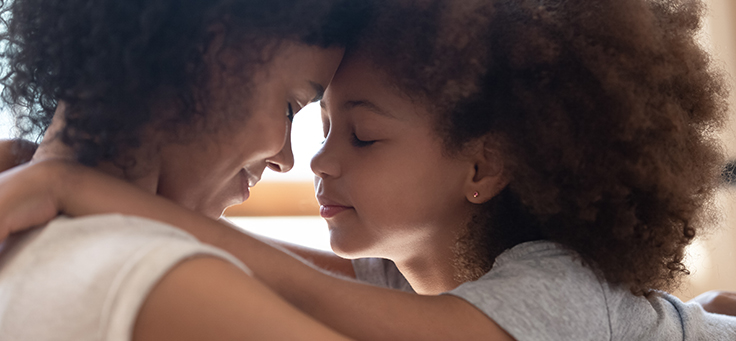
[[343, 100, 396, 119], [319, 98, 397, 120], [309, 82, 325, 103]]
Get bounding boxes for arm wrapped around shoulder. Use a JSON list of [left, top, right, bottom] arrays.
[[0, 139, 36, 171], [0, 159, 81, 240], [690, 291, 736, 316]]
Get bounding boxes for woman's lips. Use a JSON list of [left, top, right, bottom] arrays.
[[319, 205, 351, 218]]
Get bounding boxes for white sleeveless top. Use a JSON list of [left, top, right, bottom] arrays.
[[0, 214, 250, 341]]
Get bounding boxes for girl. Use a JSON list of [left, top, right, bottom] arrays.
[[1, 0, 735, 340], [0, 0, 370, 340]]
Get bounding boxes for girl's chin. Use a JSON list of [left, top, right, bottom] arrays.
[[328, 228, 376, 260]]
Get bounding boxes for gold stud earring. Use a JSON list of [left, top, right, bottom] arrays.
[[473, 191, 479, 198]]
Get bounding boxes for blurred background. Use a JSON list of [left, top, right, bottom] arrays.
[[0, 0, 734, 300], [670, 0, 736, 300]]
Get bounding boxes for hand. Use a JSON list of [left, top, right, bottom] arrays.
[[0, 139, 37, 171], [0, 159, 70, 241], [690, 290, 736, 316]]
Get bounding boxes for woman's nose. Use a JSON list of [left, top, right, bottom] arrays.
[[266, 130, 294, 173]]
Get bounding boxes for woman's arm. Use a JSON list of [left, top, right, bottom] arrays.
[[0, 160, 514, 340]]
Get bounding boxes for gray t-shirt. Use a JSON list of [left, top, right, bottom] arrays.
[[352, 241, 736, 340]]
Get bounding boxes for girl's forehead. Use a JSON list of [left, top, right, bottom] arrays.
[[327, 57, 413, 107]]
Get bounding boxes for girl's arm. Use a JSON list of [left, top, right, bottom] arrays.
[[0, 160, 514, 340], [0, 158, 64, 239], [0, 139, 36, 171], [0, 155, 355, 277], [134, 256, 351, 341], [218, 218, 356, 278], [690, 291, 736, 316]]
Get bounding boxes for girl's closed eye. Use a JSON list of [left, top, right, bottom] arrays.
[[351, 132, 376, 147]]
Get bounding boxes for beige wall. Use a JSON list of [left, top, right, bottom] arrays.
[[674, 0, 736, 301]]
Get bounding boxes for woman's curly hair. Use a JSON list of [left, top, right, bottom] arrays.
[[359, 0, 729, 295], [0, 0, 369, 167]]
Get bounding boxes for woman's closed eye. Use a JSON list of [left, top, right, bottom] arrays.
[[286, 102, 295, 122]]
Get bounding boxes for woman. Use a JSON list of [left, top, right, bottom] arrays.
[[0, 0, 368, 339]]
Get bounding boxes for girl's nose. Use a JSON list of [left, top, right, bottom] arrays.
[[310, 138, 340, 179], [266, 130, 294, 173]]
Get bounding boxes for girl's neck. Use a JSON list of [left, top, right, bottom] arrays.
[[395, 257, 464, 295], [390, 234, 466, 295]]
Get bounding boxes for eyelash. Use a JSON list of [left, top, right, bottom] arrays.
[[286, 103, 295, 122], [351, 133, 376, 147]]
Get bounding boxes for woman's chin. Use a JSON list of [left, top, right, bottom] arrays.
[[201, 207, 227, 220], [206, 187, 250, 218], [197, 198, 237, 219]]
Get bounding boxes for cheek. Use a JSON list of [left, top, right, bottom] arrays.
[[236, 115, 288, 159], [356, 161, 463, 223]]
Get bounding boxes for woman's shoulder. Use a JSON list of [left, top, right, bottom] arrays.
[[0, 213, 251, 340], [5, 213, 248, 273], [45, 213, 201, 241]]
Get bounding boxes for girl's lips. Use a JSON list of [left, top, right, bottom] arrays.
[[319, 205, 351, 218]]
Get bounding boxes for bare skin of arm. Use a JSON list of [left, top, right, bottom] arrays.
[[219, 218, 356, 278], [133, 257, 350, 341], [0, 160, 514, 340], [0, 139, 36, 171], [690, 291, 736, 316]]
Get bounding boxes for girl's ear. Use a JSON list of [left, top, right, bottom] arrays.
[[464, 138, 509, 204]]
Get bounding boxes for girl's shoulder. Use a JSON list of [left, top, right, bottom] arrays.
[[447, 240, 610, 339], [448, 240, 736, 340]]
